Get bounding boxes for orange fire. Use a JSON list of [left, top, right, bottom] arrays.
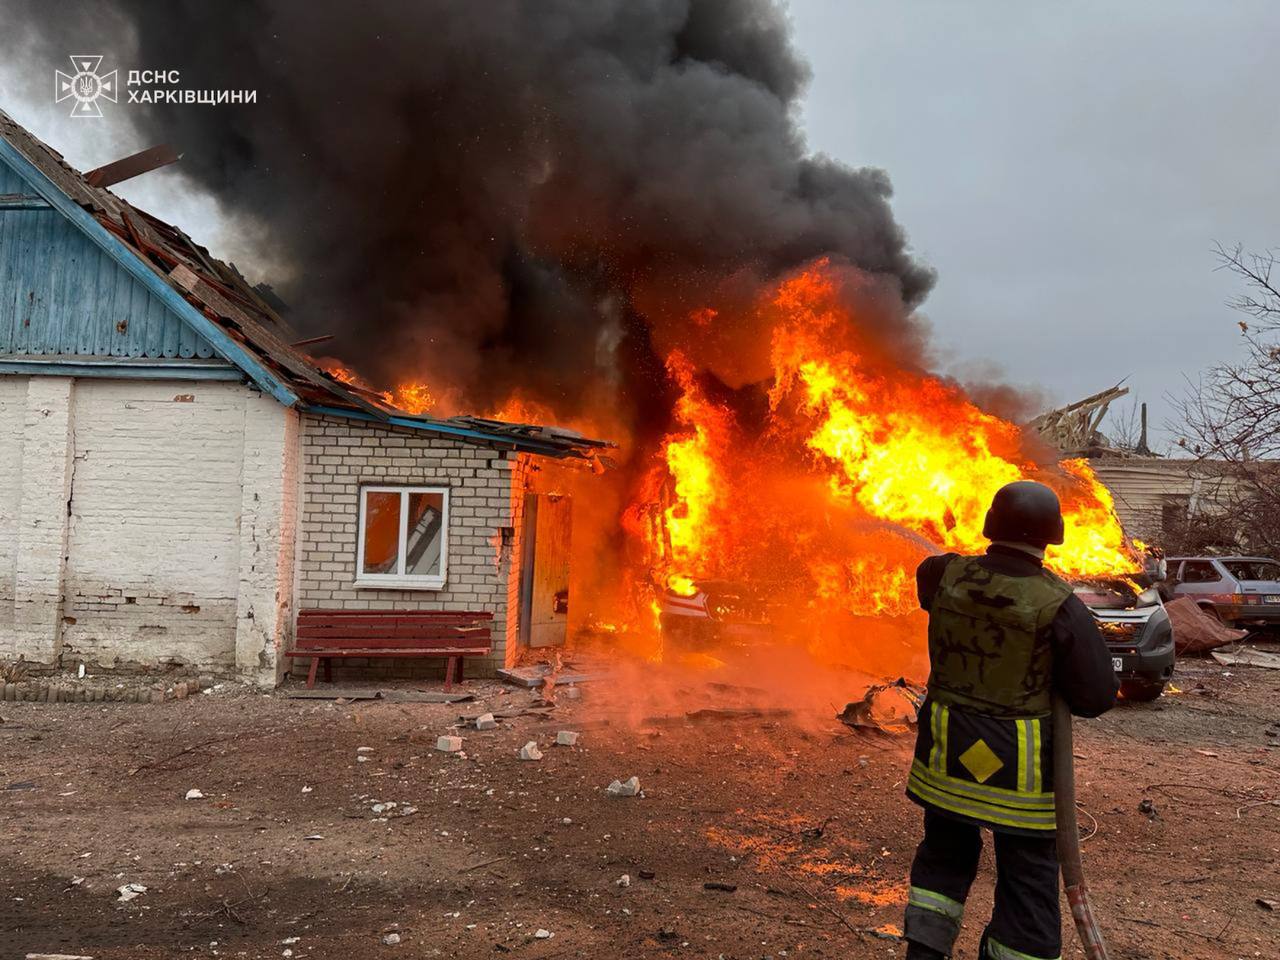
[[316, 355, 582, 426], [318, 359, 364, 387], [768, 264, 1138, 579], [382, 380, 436, 415], [630, 259, 1141, 668], [658, 353, 734, 595]]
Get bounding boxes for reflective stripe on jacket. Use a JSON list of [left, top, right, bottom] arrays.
[[907, 699, 1056, 834]]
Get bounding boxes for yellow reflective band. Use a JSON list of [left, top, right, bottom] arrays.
[[911, 759, 1054, 809], [1030, 718, 1043, 794], [928, 703, 939, 771], [937, 704, 949, 772], [929, 702, 945, 773], [909, 769, 1057, 821], [908, 778, 1056, 832], [908, 773, 1057, 831], [1016, 720, 1030, 793], [908, 885, 964, 921], [986, 935, 1062, 960]]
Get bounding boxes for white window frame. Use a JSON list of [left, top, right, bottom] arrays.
[[354, 485, 450, 590]]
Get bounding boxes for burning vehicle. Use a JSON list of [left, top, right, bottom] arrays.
[[657, 578, 780, 647], [621, 264, 1152, 682], [1073, 563, 1175, 702]]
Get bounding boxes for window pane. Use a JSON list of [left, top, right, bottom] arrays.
[[1183, 562, 1217, 583], [362, 491, 402, 575], [1225, 561, 1280, 581], [405, 491, 445, 577]]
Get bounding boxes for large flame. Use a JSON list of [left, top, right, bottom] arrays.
[[315, 259, 1140, 680], [629, 260, 1140, 666], [659, 353, 734, 595], [767, 264, 1137, 579]]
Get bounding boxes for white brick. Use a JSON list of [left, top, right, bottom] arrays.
[[294, 413, 521, 668], [0, 378, 298, 678]]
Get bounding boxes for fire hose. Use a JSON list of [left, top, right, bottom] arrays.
[[1052, 694, 1111, 960]]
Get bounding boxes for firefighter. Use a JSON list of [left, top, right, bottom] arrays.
[[902, 480, 1118, 960]]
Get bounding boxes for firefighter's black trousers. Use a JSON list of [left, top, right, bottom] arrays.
[[904, 810, 1062, 960]]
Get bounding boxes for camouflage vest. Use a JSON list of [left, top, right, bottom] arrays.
[[926, 555, 1073, 717]]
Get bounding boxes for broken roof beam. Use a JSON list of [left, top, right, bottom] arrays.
[[167, 262, 390, 421], [85, 144, 181, 189], [1026, 384, 1129, 453], [292, 334, 335, 348]]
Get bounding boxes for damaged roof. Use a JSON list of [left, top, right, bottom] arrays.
[[0, 109, 611, 460]]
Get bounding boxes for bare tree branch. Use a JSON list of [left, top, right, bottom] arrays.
[[1169, 245, 1280, 555], [1212, 242, 1280, 332]]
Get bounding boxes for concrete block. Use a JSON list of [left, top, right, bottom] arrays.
[[436, 735, 464, 753], [519, 741, 543, 761], [555, 731, 579, 747], [607, 776, 641, 797], [474, 713, 498, 731]]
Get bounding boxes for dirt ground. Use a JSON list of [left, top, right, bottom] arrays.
[[1, 655, 1278, 960]]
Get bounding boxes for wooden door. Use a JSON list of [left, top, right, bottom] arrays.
[[519, 493, 572, 648]]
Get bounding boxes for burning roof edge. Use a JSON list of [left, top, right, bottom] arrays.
[[0, 109, 614, 461], [309, 405, 616, 461]]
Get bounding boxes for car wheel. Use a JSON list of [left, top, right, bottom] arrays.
[[1120, 678, 1166, 702]]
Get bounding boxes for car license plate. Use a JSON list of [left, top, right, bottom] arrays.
[[1111, 657, 1124, 671], [1265, 595, 1280, 603]]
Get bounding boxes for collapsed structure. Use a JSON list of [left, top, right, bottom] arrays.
[[0, 112, 610, 684], [1027, 387, 1250, 545]]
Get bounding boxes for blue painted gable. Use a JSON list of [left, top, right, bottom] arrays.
[[0, 154, 218, 359]]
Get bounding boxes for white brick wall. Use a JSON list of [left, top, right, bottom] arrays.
[[0, 377, 27, 632], [0, 375, 542, 683], [60, 380, 248, 672], [235, 394, 300, 682], [296, 414, 520, 677], [13, 378, 75, 660], [0, 376, 295, 682]]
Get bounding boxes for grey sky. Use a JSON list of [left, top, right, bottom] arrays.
[[3, 2, 1274, 447], [789, 0, 1276, 445]]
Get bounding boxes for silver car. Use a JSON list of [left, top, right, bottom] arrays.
[[1167, 556, 1280, 628]]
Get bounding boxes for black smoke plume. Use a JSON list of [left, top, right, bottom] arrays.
[[7, 0, 933, 420]]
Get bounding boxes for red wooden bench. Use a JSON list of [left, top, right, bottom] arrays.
[[287, 609, 493, 690]]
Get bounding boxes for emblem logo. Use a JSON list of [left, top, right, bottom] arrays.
[[55, 56, 118, 118]]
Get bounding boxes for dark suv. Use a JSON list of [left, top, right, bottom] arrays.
[[1073, 578, 1175, 701]]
